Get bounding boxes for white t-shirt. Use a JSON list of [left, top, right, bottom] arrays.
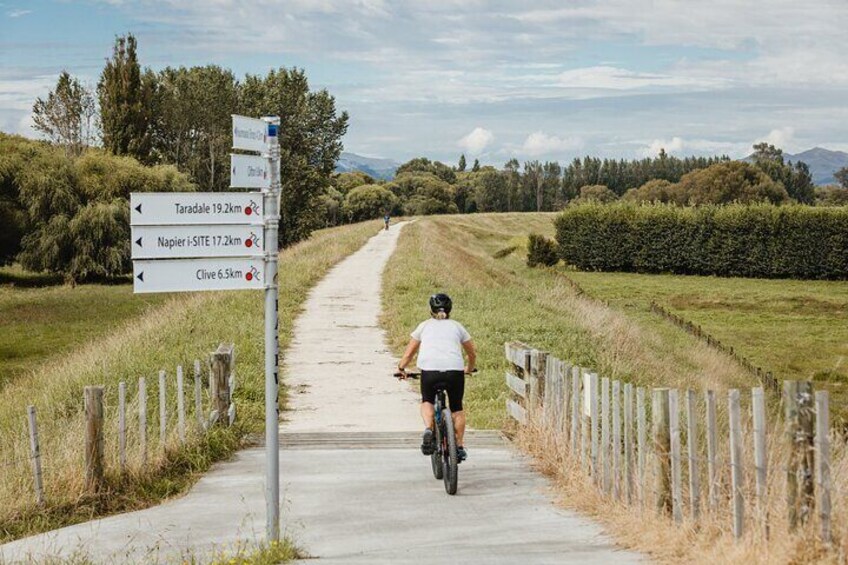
[[411, 319, 472, 371]]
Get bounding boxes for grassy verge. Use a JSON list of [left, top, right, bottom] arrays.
[[0, 220, 381, 542], [0, 269, 170, 386]]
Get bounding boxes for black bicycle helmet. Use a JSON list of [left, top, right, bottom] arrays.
[[429, 293, 452, 315]]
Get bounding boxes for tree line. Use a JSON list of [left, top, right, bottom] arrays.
[[325, 143, 847, 226]]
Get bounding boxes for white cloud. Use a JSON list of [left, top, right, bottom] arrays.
[[7, 9, 31, 17], [521, 131, 582, 157], [759, 127, 795, 149], [458, 127, 493, 155]]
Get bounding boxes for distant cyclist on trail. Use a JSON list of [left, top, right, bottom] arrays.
[[384, 213, 390, 230], [397, 294, 477, 462]]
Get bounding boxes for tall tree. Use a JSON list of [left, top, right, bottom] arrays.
[[32, 72, 97, 155], [239, 68, 349, 246], [457, 154, 466, 172], [835, 167, 848, 189], [472, 158, 480, 172], [503, 158, 520, 211], [524, 160, 544, 211], [98, 34, 155, 163]]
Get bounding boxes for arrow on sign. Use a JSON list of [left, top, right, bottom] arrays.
[[135, 203, 142, 214], [137, 271, 144, 282], [135, 237, 143, 247]]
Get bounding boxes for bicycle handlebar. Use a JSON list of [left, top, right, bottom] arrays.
[[393, 368, 478, 380]]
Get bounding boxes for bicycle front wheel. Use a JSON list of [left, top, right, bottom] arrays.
[[442, 408, 458, 495]]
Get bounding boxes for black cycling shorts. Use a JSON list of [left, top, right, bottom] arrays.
[[420, 370, 465, 412]]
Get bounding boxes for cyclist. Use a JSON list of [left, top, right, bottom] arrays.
[[384, 213, 390, 230], [397, 293, 476, 462]]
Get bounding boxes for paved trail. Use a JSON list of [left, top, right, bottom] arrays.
[[0, 223, 642, 564]]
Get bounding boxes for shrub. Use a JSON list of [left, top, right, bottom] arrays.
[[554, 203, 848, 279], [674, 161, 789, 205], [815, 185, 848, 206], [622, 179, 677, 204], [573, 184, 618, 204], [342, 184, 398, 222], [527, 233, 559, 267]]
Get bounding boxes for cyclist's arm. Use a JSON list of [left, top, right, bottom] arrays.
[[398, 338, 420, 371], [462, 339, 477, 373]]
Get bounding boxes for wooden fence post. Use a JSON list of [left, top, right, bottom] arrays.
[[706, 390, 718, 511], [560, 362, 570, 442], [752, 386, 767, 535], [669, 389, 683, 523], [652, 388, 671, 515], [194, 359, 203, 428], [612, 380, 621, 500], [729, 389, 744, 540], [211, 344, 235, 426], [785, 380, 815, 530], [177, 365, 186, 444], [590, 373, 599, 483], [637, 387, 647, 504], [159, 370, 167, 446], [529, 350, 548, 420], [138, 377, 147, 465], [571, 366, 580, 456], [84, 386, 105, 493], [815, 391, 831, 545], [601, 377, 611, 493], [26, 406, 44, 505], [624, 383, 634, 504], [686, 389, 700, 520], [118, 381, 127, 474]]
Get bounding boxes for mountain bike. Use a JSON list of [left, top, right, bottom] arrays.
[[394, 370, 474, 495]]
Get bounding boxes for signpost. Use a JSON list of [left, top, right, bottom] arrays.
[[133, 258, 266, 293], [131, 225, 265, 259], [230, 154, 271, 189], [130, 193, 263, 225], [130, 114, 282, 542]]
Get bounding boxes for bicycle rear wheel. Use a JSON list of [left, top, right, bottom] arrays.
[[431, 421, 443, 479], [442, 408, 458, 495]]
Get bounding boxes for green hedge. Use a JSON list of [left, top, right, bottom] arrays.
[[554, 203, 848, 279]]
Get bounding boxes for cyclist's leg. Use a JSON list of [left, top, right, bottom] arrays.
[[446, 371, 467, 447], [420, 371, 439, 429], [420, 401, 435, 430]]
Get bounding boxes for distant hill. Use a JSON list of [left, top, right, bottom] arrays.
[[335, 152, 399, 180], [743, 147, 848, 185]]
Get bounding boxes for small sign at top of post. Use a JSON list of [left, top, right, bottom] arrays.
[[232, 115, 269, 153]]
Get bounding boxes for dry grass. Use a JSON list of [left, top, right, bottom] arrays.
[[519, 410, 846, 564], [0, 220, 382, 541]]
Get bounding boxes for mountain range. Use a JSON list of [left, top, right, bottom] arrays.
[[335, 152, 399, 180]]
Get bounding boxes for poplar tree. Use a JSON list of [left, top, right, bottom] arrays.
[[457, 154, 466, 172], [98, 34, 154, 163]]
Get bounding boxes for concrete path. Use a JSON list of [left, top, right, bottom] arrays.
[[0, 223, 643, 564]]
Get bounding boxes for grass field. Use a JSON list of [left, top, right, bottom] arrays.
[[567, 271, 848, 406], [0, 268, 171, 386], [0, 220, 382, 542]]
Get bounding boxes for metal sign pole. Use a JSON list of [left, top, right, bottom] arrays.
[[262, 116, 281, 542]]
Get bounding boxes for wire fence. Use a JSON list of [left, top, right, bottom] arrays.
[[10, 345, 236, 507]]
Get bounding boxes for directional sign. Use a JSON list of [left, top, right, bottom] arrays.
[[133, 257, 266, 294], [131, 193, 263, 226], [232, 114, 268, 152], [231, 154, 270, 189], [131, 225, 264, 259]]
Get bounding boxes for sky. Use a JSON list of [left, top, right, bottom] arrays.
[[1, 0, 847, 165]]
